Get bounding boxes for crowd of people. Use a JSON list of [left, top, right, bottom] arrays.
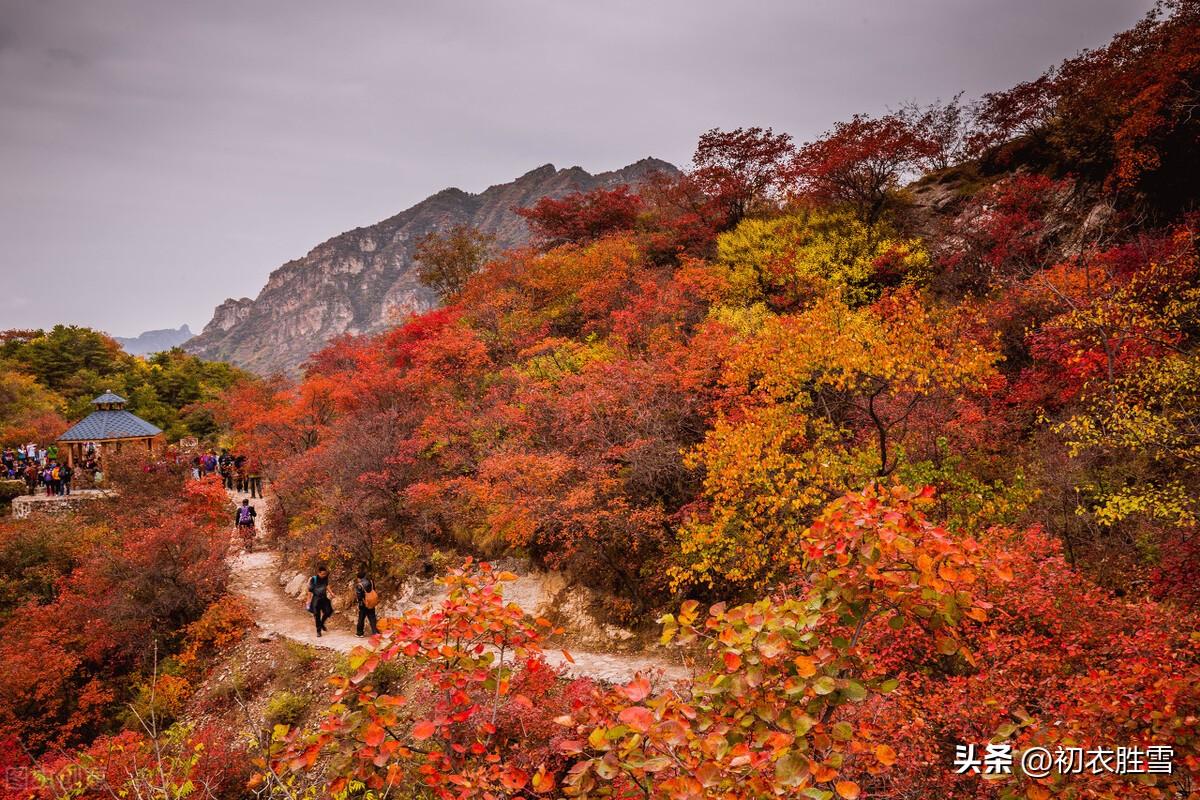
[[1, 443, 100, 496], [191, 448, 262, 497]]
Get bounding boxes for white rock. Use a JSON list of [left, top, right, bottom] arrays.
[[284, 573, 308, 597], [603, 624, 636, 642]]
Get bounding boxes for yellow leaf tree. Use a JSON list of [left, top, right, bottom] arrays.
[[714, 207, 929, 309], [676, 288, 999, 592]]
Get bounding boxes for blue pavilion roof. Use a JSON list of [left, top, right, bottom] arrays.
[[58, 410, 162, 442], [91, 391, 127, 405]]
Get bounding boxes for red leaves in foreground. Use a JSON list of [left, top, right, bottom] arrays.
[[266, 487, 1200, 799]]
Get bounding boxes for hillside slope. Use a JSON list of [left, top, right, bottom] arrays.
[[186, 158, 675, 374]]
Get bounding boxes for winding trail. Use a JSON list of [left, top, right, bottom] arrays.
[[227, 493, 687, 684]]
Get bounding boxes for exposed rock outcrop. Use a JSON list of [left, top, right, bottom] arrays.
[[187, 158, 675, 374]]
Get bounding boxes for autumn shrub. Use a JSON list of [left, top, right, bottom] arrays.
[[0, 514, 83, 618], [371, 537, 422, 586], [971, 0, 1200, 215], [31, 724, 252, 800], [0, 465, 231, 752], [0, 479, 24, 505], [275, 492, 1005, 799], [933, 172, 1069, 295], [177, 595, 254, 674], [208, 670, 250, 706], [123, 673, 192, 732], [674, 289, 998, 594], [273, 562, 566, 796], [263, 691, 311, 729], [517, 185, 644, 248], [790, 111, 941, 224]]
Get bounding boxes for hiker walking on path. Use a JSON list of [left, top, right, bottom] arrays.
[[233, 453, 247, 493], [218, 449, 234, 490], [306, 565, 335, 637], [234, 498, 257, 551], [245, 456, 263, 499], [59, 462, 72, 495], [354, 567, 379, 637]]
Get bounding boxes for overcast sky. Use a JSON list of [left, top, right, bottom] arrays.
[[0, 0, 1153, 337]]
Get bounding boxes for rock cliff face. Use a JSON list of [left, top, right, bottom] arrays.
[[186, 158, 675, 374]]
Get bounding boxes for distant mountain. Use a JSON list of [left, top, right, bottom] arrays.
[[115, 324, 194, 356], [185, 158, 676, 374]]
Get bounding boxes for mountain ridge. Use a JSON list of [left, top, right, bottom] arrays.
[[186, 158, 676, 374], [114, 324, 194, 356]]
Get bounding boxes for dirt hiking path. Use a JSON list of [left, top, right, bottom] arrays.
[[227, 493, 687, 684]]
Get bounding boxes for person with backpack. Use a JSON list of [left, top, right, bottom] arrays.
[[306, 565, 334, 637], [354, 567, 380, 637], [59, 463, 72, 496], [234, 498, 257, 551]]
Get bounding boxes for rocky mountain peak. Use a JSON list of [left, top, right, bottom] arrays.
[[186, 158, 676, 374]]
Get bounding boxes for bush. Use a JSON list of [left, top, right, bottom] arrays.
[[0, 479, 25, 505], [208, 670, 248, 706], [206, 660, 274, 710], [177, 596, 253, 673], [123, 674, 192, 732], [280, 639, 320, 672], [377, 539, 421, 585], [263, 691, 310, 728], [0, 471, 231, 753], [337, 652, 409, 694]]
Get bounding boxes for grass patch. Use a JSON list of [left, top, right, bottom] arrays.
[[281, 639, 321, 672]]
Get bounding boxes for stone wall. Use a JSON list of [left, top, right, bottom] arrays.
[[10, 490, 110, 519]]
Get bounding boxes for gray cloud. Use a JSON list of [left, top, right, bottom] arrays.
[[0, 0, 1153, 337]]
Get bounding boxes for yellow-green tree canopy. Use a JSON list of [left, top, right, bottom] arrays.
[[714, 207, 929, 309]]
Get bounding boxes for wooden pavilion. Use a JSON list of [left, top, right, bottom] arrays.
[[57, 391, 164, 467]]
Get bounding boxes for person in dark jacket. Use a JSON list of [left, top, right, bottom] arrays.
[[218, 450, 233, 490], [354, 567, 379, 637], [23, 462, 38, 495], [59, 463, 73, 495], [306, 565, 334, 636]]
